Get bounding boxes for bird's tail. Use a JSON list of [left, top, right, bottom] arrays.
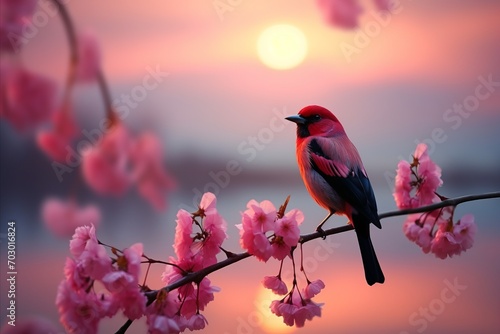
[[355, 228, 385, 286]]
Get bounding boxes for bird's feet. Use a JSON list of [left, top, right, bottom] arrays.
[[316, 226, 327, 240]]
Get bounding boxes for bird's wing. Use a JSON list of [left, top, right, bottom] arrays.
[[309, 138, 381, 228]]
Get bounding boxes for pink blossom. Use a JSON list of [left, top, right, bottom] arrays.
[[102, 243, 144, 316], [36, 107, 79, 162], [275, 209, 303, 247], [237, 200, 279, 262], [186, 313, 208, 331], [394, 160, 413, 209], [197, 211, 227, 266], [82, 123, 132, 195], [41, 197, 101, 238], [162, 256, 203, 287], [271, 209, 303, 260], [147, 314, 182, 334], [402, 215, 433, 254], [69, 224, 98, 259], [394, 144, 442, 209], [75, 31, 101, 82], [277, 302, 298, 327], [293, 305, 313, 328], [161, 257, 213, 317], [187, 277, 220, 315], [290, 292, 323, 327], [295, 300, 323, 327], [262, 275, 288, 295], [271, 291, 323, 327], [270, 300, 282, 316], [79, 239, 112, 280], [198, 192, 217, 216], [56, 280, 105, 334], [430, 227, 461, 259], [238, 224, 273, 262], [173, 209, 194, 260], [243, 199, 277, 232], [413, 143, 428, 160], [0, 66, 56, 131], [316, 0, 363, 29], [271, 236, 292, 261], [118, 287, 147, 320], [130, 132, 175, 210], [415, 157, 442, 206], [0, 0, 37, 53], [146, 289, 182, 318], [102, 271, 135, 294], [64, 257, 91, 291], [100, 292, 119, 318], [101, 242, 146, 319], [173, 195, 227, 267], [453, 214, 477, 251], [303, 279, 325, 299], [122, 242, 143, 279], [162, 266, 219, 319]]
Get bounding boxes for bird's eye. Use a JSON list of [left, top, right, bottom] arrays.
[[312, 114, 321, 121]]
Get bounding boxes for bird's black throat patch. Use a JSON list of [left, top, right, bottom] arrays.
[[297, 124, 310, 138]]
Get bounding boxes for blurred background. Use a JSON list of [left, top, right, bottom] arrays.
[[1, 0, 499, 333]]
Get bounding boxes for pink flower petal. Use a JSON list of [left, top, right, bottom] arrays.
[[316, 0, 363, 29], [42, 198, 101, 238], [82, 123, 132, 195], [1, 66, 57, 131], [130, 132, 175, 210], [36, 107, 79, 162]]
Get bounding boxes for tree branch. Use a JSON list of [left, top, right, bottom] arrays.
[[141, 191, 500, 304], [118, 191, 500, 332], [378, 191, 500, 219]]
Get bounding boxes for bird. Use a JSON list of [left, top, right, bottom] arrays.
[[285, 105, 384, 285]]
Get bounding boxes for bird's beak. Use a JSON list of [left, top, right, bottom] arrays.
[[285, 115, 306, 124]]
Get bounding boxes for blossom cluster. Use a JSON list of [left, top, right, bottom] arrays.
[[81, 122, 175, 211], [394, 144, 477, 259], [264, 275, 324, 327], [56, 225, 146, 333], [152, 192, 227, 333], [237, 199, 303, 262], [238, 198, 324, 327], [56, 193, 227, 333], [316, 0, 392, 29]]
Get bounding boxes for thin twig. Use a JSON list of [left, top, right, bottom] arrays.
[[378, 191, 500, 219], [115, 319, 133, 334], [52, 0, 78, 104]]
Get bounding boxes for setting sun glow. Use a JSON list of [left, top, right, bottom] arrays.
[[255, 287, 295, 333], [257, 24, 308, 70]]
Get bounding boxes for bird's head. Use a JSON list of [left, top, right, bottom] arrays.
[[285, 105, 345, 138]]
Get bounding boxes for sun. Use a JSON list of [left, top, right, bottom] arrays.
[[257, 24, 308, 70], [255, 286, 295, 333]]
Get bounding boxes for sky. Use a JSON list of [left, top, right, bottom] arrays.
[[1, 0, 500, 333]]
